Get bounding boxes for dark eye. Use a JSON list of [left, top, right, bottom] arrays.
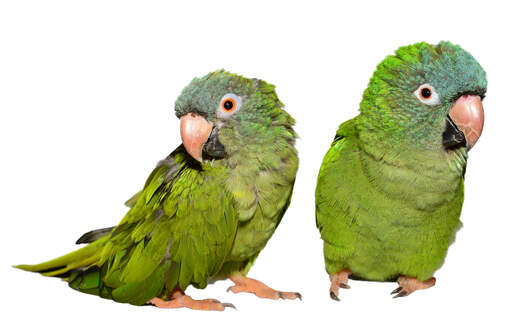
[[217, 93, 242, 118], [223, 99, 234, 111], [421, 87, 432, 99], [414, 84, 440, 106]]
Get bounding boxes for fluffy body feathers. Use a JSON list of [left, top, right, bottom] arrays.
[[17, 71, 298, 305]]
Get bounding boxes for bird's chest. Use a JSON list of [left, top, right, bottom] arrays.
[[360, 149, 465, 211], [224, 170, 294, 261], [349, 196, 463, 281]]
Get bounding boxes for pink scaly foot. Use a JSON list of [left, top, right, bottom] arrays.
[[227, 274, 302, 300], [149, 289, 235, 311], [329, 268, 351, 301], [391, 276, 436, 298]]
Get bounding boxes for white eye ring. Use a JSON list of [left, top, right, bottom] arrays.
[[414, 84, 441, 106], [216, 93, 242, 119]]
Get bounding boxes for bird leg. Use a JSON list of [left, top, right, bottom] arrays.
[[329, 268, 351, 301], [149, 289, 235, 311], [391, 276, 436, 298], [227, 273, 302, 300]]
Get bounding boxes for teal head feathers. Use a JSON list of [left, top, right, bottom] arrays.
[[358, 41, 486, 152], [175, 70, 296, 163]]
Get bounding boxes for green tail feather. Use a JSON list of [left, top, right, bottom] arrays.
[[66, 260, 169, 305], [67, 266, 114, 300], [14, 236, 169, 305], [14, 237, 108, 277]]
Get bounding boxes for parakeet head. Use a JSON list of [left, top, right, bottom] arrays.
[[175, 70, 296, 162], [358, 41, 486, 152]]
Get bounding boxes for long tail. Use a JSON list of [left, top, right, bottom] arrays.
[[14, 237, 108, 277], [14, 227, 168, 305]]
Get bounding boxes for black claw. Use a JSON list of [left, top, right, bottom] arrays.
[[223, 303, 237, 310], [330, 291, 340, 301], [226, 286, 233, 293], [339, 283, 351, 289], [392, 290, 409, 299], [390, 286, 402, 295], [210, 299, 220, 303], [278, 291, 302, 300]]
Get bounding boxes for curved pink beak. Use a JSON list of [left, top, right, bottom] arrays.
[[449, 95, 484, 150], [180, 113, 213, 162]]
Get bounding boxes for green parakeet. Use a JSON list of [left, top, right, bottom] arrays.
[[315, 42, 486, 299], [16, 70, 300, 310]]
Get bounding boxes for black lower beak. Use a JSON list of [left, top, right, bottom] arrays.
[[442, 116, 466, 150], [202, 127, 227, 159]]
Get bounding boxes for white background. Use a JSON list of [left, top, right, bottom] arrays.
[[1, 1, 510, 335]]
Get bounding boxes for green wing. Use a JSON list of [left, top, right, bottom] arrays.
[[220, 136, 298, 272], [315, 118, 360, 273], [316, 117, 358, 231], [16, 146, 238, 305]]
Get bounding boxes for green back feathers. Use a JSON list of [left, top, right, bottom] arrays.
[[175, 69, 298, 236], [16, 70, 299, 305], [17, 147, 238, 305]]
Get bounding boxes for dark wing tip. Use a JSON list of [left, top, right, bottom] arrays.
[[76, 227, 115, 244]]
